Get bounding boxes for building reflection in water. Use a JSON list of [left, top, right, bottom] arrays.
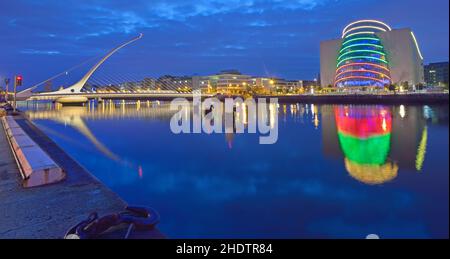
[[334, 105, 398, 185], [321, 103, 438, 185], [415, 126, 427, 171], [21, 100, 438, 185]]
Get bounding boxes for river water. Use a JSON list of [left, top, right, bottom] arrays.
[[18, 100, 449, 238]]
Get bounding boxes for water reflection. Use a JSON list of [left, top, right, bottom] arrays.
[[17, 100, 449, 238], [24, 100, 175, 159], [334, 105, 398, 185], [21, 101, 444, 185], [416, 126, 428, 171]]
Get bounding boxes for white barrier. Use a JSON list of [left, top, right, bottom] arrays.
[[1, 116, 65, 187]]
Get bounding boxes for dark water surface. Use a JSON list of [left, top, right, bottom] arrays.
[[19, 101, 449, 238]]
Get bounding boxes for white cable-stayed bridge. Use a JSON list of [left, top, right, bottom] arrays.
[[16, 34, 213, 104]]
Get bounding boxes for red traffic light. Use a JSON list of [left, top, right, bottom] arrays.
[[15, 75, 23, 86]]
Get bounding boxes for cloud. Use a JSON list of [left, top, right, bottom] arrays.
[[75, 7, 159, 38], [273, 0, 328, 10], [149, 0, 256, 21], [146, 0, 329, 21], [223, 44, 246, 50], [248, 20, 272, 27], [20, 49, 61, 55]]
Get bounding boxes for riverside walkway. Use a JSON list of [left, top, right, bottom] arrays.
[[0, 113, 159, 238]]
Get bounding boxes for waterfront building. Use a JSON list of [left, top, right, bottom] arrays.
[[251, 77, 273, 90], [298, 80, 318, 88], [156, 75, 192, 91], [142, 77, 156, 90], [320, 20, 425, 89], [191, 70, 252, 94], [273, 78, 303, 93], [92, 81, 144, 93], [424, 62, 449, 87], [250, 77, 309, 94], [208, 70, 250, 87], [272, 78, 301, 91], [80, 68, 318, 95], [192, 76, 210, 90]]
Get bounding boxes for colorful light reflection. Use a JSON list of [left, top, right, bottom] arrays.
[[335, 105, 398, 184]]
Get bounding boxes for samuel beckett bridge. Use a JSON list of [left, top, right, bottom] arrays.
[[16, 34, 213, 104]]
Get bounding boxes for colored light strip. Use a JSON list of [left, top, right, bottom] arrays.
[[338, 49, 386, 60], [415, 126, 427, 171], [337, 56, 388, 67], [340, 43, 383, 53], [342, 20, 392, 37], [345, 31, 375, 38], [410, 31, 424, 60], [334, 75, 388, 86], [337, 132, 391, 165], [335, 70, 391, 81], [342, 26, 387, 38], [342, 37, 380, 45], [336, 114, 392, 138], [335, 62, 390, 73], [334, 106, 392, 135]]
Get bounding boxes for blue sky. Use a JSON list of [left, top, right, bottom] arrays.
[[0, 0, 448, 87]]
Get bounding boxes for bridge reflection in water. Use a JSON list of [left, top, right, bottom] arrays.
[[23, 100, 177, 163], [21, 101, 433, 185]]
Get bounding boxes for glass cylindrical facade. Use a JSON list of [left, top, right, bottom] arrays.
[[335, 20, 392, 88]]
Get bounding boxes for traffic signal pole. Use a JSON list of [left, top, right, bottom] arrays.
[[13, 77, 17, 112], [4, 78, 9, 102], [13, 75, 22, 112]]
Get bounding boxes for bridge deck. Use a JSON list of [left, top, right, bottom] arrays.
[[26, 92, 215, 101]]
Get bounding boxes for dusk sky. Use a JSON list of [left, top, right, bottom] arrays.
[[0, 0, 449, 88]]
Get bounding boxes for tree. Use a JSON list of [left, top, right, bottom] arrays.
[[401, 81, 409, 92], [388, 84, 396, 92]]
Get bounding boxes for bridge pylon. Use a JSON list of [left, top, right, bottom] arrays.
[[18, 34, 144, 104]]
